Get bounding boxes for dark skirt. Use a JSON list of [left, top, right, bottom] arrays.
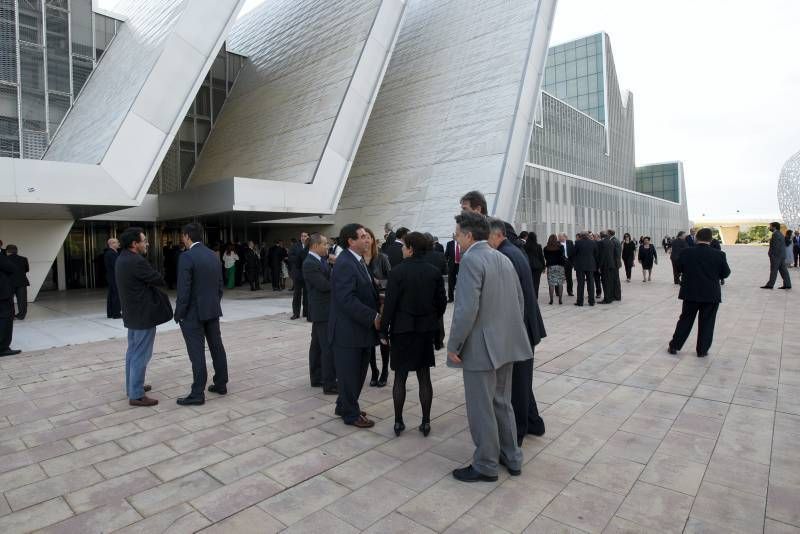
[[390, 331, 435, 372]]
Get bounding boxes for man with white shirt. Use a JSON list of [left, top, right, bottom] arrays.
[[329, 223, 381, 428], [558, 233, 575, 296]]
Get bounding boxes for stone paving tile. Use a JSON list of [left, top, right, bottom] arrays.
[[0, 247, 793, 532]]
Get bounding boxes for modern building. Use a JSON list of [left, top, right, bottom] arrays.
[[516, 32, 689, 240]]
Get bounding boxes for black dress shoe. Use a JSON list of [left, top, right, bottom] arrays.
[[528, 419, 546, 437], [419, 421, 430, 437], [567, 293, 574, 297], [377, 373, 388, 387], [323, 387, 338, 395], [779, 286, 792, 289], [667, 345, 678, 355], [499, 456, 521, 476], [290, 315, 299, 320], [453, 465, 497, 482], [760, 285, 773, 289], [697, 352, 708, 357], [0, 349, 21, 357], [208, 384, 227, 395], [176, 396, 205, 406], [574, 303, 583, 307], [394, 421, 405, 436], [369, 377, 378, 387], [310, 382, 323, 388]]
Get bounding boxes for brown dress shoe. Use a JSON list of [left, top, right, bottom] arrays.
[[349, 415, 375, 428], [129, 396, 158, 407]]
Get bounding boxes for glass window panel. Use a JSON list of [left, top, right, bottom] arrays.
[[47, 90, 69, 133], [555, 63, 565, 83], [566, 60, 577, 78], [194, 80, 210, 117], [565, 47, 575, 62], [576, 57, 587, 77], [94, 13, 115, 60], [0, 83, 19, 158], [212, 88, 225, 120], [18, 0, 43, 45], [71, 54, 93, 95], [566, 79, 577, 97], [180, 149, 195, 185], [22, 128, 46, 158], [20, 44, 46, 130], [195, 118, 210, 151], [575, 45, 586, 59], [70, 0, 93, 57], [46, 7, 70, 93], [211, 52, 226, 89], [577, 76, 588, 94], [0, 1, 16, 83]]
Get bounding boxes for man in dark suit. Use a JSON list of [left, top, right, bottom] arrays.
[[104, 238, 122, 319], [288, 232, 309, 319], [303, 233, 337, 394], [608, 229, 622, 301], [0, 253, 20, 356], [386, 227, 408, 268], [762, 222, 792, 289], [267, 240, 286, 290], [432, 236, 444, 253], [686, 228, 697, 247], [488, 218, 546, 444], [670, 231, 689, 284], [668, 228, 731, 357], [329, 223, 380, 428], [571, 232, 598, 306], [116, 227, 166, 407], [558, 233, 576, 296], [174, 222, 229, 406], [423, 232, 448, 349], [597, 232, 616, 304], [444, 236, 461, 302], [381, 223, 395, 253], [5, 245, 29, 320]]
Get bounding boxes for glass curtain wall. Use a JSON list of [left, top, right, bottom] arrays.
[[1, 0, 119, 159], [636, 163, 680, 203], [148, 46, 246, 194], [543, 33, 605, 123]]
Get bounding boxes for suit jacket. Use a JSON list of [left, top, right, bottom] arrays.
[[670, 237, 689, 261], [524, 241, 545, 271], [115, 250, 167, 330], [686, 235, 696, 247], [386, 241, 404, 268], [103, 248, 119, 289], [288, 243, 307, 281], [596, 238, 615, 270], [7, 254, 29, 288], [498, 239, 546, 347], [571, 238, 598, 272], [267, 245, 287, 267], [677, 244, 731, 302], [174, 243, 224, 323], [433, 242, 444, 253], [768, 230, 785, 261], [380, 257, 446, 335], [560, 240, 575, 267], [0, 254, 14, 301], [328, 248, 379, 348], [446, 241, 532, 371], [303, 254, 331, 322], [611, 237, 622, 268], [423, 249, 447, 276]]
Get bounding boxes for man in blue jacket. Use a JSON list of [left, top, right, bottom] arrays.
[[174, 222, 229, 406], [329, 223, 380, 428]]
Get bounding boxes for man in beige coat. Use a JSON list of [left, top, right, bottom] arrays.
[[447, 211, 533, 482]]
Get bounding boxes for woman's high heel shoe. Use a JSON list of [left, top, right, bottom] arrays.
[[394, 421, 405, 436], [369, 372, 378, 387], [377, 370, 388, 387], [419, 421, 431, 437]]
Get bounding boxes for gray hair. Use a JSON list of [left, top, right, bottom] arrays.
[[487, 217, 506, 236], [455, 211, 490, 241], [307, 233, 327, 247]]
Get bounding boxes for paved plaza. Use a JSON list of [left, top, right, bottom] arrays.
[[0, 245, 798, 533]]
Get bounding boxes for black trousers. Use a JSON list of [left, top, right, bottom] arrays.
[[600, 269, 615, 302], [532, 269, 543, 299], [310, 321, 336, 388], [670, 300, 719, 355], [106, 284, 120, 318], [611, 267, 622, 300], [794, 245, 800, 267], [767, 258, 792, 288], [333, 345, 370, 423], [671, 259, 681, 284], [270, 264, 282, 290], [179, 318, 229, 398], [564, 264, 574, 295], [0, 299, 12, 351], [292, 279, 307, 316], [575, 270, 595, 305], [14, 286, 27, 319], [447, 263, 459, 301], [623, 259, 634, 280], [511, 358, 544, 440], [594, 271, 602, 297]]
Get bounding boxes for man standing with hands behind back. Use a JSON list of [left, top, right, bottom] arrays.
[[174, 222, 229, 406], [448, 211, 532, 482], [329, 223, 380, 428]]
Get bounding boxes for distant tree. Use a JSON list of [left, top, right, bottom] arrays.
[[736, 231, 751, 244], [747, 225, 770, 244]]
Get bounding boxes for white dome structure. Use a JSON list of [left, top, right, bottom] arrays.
[[778, 149, 800, 229]]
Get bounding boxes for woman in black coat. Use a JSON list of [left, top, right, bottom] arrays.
[[637, 236, 658, 282], [621, 233, 637, 282], [380, 232, 447, 437], [524, 232, 546, 299]]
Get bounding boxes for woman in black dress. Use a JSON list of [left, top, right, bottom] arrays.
[[524, 232, 546, 299], [621, 233, 637, 282], [637, 236, 658, 282], [363, 228, 392, 386], [380, 232, 447, 437]]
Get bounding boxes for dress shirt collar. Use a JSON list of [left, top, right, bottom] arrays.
[[462, 240, 487, 257], [189, 242, 200, 249], [348, 248, 363, 262], [308, 251, 321, 261]]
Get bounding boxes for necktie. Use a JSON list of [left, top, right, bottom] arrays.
[[455, 244, 461, 263], [359, 257, 370, 279]]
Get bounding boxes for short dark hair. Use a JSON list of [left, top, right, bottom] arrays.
[[181, 222, 203, 243], [770, 222, 781, 231], [487, 217, 506, 236], [5, 244, 17, 254], [460, 190, 488, 214], [403, 231, 431, 257], [519, 231, 528, 240], [307, 233, 326, 248], [339, 223, 364, 249], [455, 211, 490, 241], [696, 228, 713, 242], [676, 231, 686, 238], [120, 227, 145, 249], [608, 229, 616, 236], [394, 227, 410, 240]]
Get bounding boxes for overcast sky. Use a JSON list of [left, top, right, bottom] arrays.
[[106, 0, 798, 219]]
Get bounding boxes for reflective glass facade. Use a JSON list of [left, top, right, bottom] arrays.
[[0, 0, 120, 159], [636, 163, 680, 203], [147, 46, 246, 194], [543, 33, 605, 123]]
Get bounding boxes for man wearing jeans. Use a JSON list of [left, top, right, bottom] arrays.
[[116, 227, 165, 407]]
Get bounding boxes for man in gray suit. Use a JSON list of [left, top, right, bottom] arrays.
[[447, 211, 533, 482], [762, 221, 792, 289]]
